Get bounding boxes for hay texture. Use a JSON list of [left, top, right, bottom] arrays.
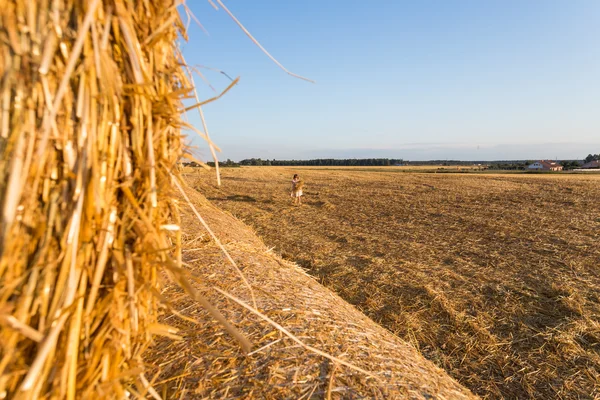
[[0, 1, 189, 398]]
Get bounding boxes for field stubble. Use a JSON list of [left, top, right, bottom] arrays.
[[189, 166, 600, 399]]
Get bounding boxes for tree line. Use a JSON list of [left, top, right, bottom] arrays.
[[238, 158, 404, 166], [487, 160, 585, 171], [585, 154, 599, 163], [192, 152, 599, 170]]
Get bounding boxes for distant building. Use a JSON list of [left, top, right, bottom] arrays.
[[580, 160, 600, 169], [527, 160, 563, 171]]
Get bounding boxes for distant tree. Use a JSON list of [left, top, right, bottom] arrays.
[[208, 159, 240, 168], [584, 154, 599, 163], [561, 160, 580, 170]]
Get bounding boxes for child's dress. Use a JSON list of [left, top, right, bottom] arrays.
[[291, 179, 303, 198]]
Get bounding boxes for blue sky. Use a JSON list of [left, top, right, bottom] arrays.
[[182, 1, 599, 161]]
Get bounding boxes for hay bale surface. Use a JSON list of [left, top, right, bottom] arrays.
[[144, 187, 476, 399], [0, 1, 187, 398]]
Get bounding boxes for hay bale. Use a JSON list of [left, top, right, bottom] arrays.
[[0, 1, 188, 398]]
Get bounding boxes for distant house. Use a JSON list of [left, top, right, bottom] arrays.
[[580, 160, 600, 169], [527, 160, 563, 171]]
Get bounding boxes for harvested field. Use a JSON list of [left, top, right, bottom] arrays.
[[144, 185, 475, 399], [189, 167, 600, 399]]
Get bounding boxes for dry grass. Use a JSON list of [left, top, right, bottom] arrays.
[[190, 166, 600, 399]]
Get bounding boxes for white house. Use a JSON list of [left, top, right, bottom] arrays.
[[527, 160, 563, 171]]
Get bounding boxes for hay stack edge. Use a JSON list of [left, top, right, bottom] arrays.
[[0, 1, 476, 398]]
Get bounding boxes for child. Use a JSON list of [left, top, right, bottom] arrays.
[[290, 174, 304, 205]]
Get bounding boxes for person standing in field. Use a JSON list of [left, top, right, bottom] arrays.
[[290, 174, 304, 206]]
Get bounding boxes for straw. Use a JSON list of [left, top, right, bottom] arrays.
[[0, 1, 190, 397], [214, 0, 315, 83]]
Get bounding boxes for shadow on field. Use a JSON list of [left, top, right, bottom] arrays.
[[307, 200, 336, 209]]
